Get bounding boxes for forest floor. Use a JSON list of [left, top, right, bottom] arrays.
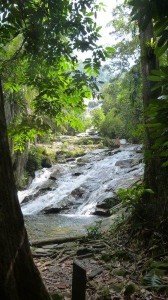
[[33, 218, 168, 300]]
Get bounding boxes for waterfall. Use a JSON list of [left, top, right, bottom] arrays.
[[18, 144, 144, 216]]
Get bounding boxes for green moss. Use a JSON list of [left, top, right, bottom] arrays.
[[113, 268, 128, 276], [110, 283, 123, 293], [26, 145, 56, 177], [51, 293, 64, 300], [124, 283, 137, 297], [17, 171, 29, 189], [101, 252, 113, 262]]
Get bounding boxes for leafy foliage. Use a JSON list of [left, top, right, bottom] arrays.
[[86, 220, 102, 239], [90, 107, 105, 131], [142, 273, 163, 288], [147, 67, 168, 166], [107, 3, 140, 74], [94, 4, 143, 142], [128, 0, 168, 165], [98, 65, 143, 141], [117, 184, 154, 210], [0, 0, 109, 151]]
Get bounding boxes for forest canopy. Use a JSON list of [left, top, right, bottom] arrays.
[[0, 0, 110, 151]]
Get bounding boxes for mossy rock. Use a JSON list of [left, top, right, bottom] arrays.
[[26, 145, 56, 177], [113, 268, 128, 277], [101, 252, 113, 262], [97, 196, 119, 209], [110, 283, 123, 293], [124, 283, 137, 297]]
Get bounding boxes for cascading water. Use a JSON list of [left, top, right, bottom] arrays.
[[18, 143, 144, 240]]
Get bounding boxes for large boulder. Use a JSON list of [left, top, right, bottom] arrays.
[[41, 157, 52, 168], [35, 179, 54, 192], [96, 194, 119, 210], [92, 208, 111, 217], [49, 165, 67, 180], [115, 158, 142, 168], [43, 207, 62, 214], [71, 187, 85, 198]]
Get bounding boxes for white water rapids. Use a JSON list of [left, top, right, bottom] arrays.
[[18, 142, 144, 240], [18, 143, 144, 216]]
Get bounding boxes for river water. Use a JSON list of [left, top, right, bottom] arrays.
[[18, 142, 144, 240]]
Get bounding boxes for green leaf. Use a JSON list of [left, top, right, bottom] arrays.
[[143, 273, 163, 288], [148, 75, 161, 82], [162, 161, 168, 167], [155, 43, 167, 57]]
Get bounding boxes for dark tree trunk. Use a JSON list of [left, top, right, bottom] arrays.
[[0, 78, 51, 300], [139, 21, 159, 190], [139, 21, 168, 230]]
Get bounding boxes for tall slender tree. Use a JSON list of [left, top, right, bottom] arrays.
[[128, 0, 168, 235]]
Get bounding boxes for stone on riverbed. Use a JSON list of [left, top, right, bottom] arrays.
[[115, 158, 142, 168], [41, 158, 52, 168], [96, 194, 119, 210], [43, 207, 62, 214], [39, 179, 54, 191], [71, 187, 85, 198], [92, 208, 111, 217]]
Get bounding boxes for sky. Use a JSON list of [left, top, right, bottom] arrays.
[[97, 0, 124, 46], [77, 0, 124, 60]]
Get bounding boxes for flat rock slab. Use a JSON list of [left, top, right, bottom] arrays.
[[42, 244, 58, 249]]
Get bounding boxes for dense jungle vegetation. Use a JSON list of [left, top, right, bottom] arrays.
[[0, 0, 168, 299]]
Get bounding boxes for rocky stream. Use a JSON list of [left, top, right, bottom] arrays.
[[18, 138, 144, 241]]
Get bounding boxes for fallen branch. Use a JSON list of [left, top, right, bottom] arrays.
[[31, 234, 86, 247], [58, 254, 71, 263]]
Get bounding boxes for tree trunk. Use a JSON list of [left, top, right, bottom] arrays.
[[0, 77, 51, 300], [139, 21, 168, 230], [139, 21, 159, 190]]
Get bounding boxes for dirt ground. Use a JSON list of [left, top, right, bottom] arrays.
[[33, 223, 168, 300]]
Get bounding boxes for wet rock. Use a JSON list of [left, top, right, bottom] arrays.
[[96, 195, 119, 209], [71, 187, 85, 198], [135, 145, 143, 153], [49, 171, 58, 180], [115, 158, 142, 168], [21, 190, 43, 204], [92, 208, 111, 217], [21, 194, 34, 204], [43, 207, 62, 214], [108, 149, 121, 156], [131, 158, 143, 167], [41, 158, 52, 168], [72, 172, 83, 177], [39, 179, 53, 191], [42, 195, 74, 214], [76, 157, 90, 166], [66, 157, 75, 162], [105, 138, 121, 149], [49, 176, 57, 181]]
